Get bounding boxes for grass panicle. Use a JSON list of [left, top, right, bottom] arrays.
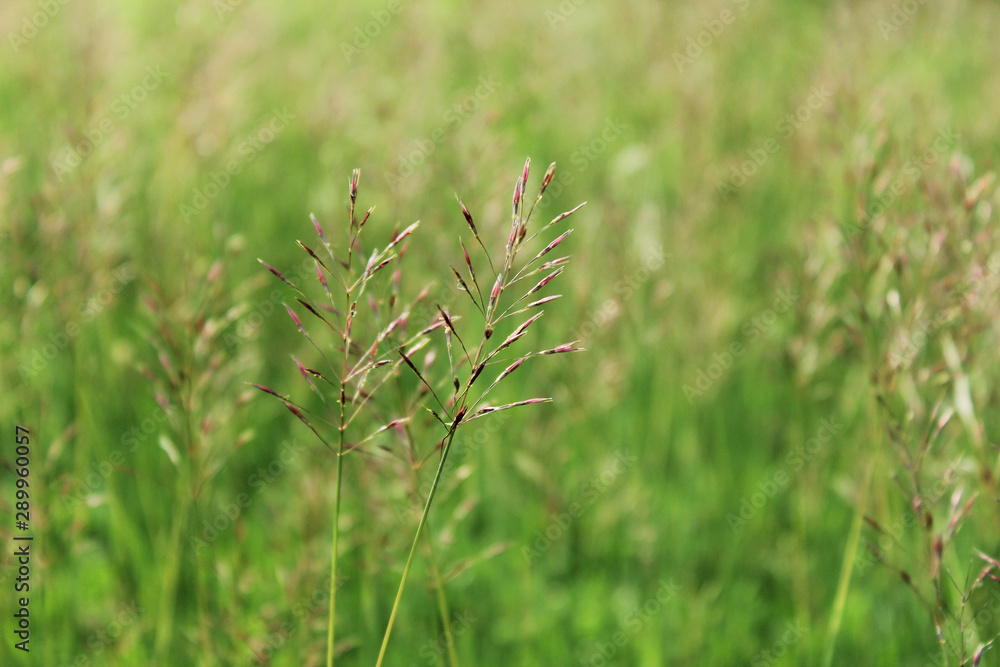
[[254, 160, 583, 666]]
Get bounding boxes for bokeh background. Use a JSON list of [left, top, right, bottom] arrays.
[[3, 0, 1000, 665]]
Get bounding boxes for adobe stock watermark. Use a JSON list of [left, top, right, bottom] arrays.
[[672, 0, 752, 73], [405, 610, 477, 666], [62, 401, 177, 510], [889, 253, 1000, 368], [843, 126, 958, 238], [7, 0, 73, 53], [570, 244, 669, 345], [213, 0, 245, 20], [384, 75, 502, 192], [878, 0, 928, 39], [18, 264, 136, 383], [544, 0, 587, 28], [716, 84, 832, 200], [179, 109, 295, 223], [750, 620, 808, 667], [50, 66, 169, 181], [248, 572, 349, 665], [54, 600, 142, 667], [915, 588, 1000, 667], [854, 477, 951, 575], [394, 411, 512, 525], [340, 0, 403, 62], [579, 579, 680, 667], [223, 257, 318, 352], [726, 417, 842, 531], [682, 286, 796, 402], [540, 117, 629, 199], [522, 450, 637, 563], [190, 437, 307, 553]]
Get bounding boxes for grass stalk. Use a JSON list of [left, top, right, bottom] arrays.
[[425, 526, 459, 667], [257, 162, 578, 666], [154, 478, 192, 660], [327, 193, 358, 667], [326, 443, 345, 667], [823, 431, 879, 667], [377, 424, 461, 666]]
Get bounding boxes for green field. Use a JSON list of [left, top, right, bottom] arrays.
[[3, 0, 1000, 665]]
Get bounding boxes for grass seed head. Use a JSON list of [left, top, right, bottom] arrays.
[[350, 168, 360, 205], [527, 268, 563, 296], [495, 357, 525, 384], [512, 176, 522, 219], [539, 162, 556, 196], [310, 213, 327, 242], [458, 198, 478, 235], [538, 230, 573, 258], [249, 383, 283, 399], [539, 342, 585, 355], [285, 304, 302, 327]]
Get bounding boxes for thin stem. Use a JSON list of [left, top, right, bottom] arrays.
[[328, 200, 358, 667], [425, 533, 460, 667], [192, 500, 214, 667], [376, 423, 461, 666], [396, 390, 460, 667], [154, 478, 192, 660], [326, 444, 344, 667], [822, 425, 880, 667]]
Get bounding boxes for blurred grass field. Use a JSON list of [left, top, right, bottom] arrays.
[[3, 0, 1000, 665]]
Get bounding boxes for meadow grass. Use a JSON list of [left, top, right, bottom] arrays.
[[3, 0, 1000, 665]]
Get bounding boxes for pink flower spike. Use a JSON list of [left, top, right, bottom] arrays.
[[495, 357, 525, 383], [497, 330, 526, 350], [315, 262, 328, 289], [284, 403, 310, 425], [458, 198, 478, 235], [540, 162, 556, 194], [350, 169, 359, 203], [521, 157, 530, 187], [512, 311, 544, 338], [527, 268, 563, 296], [550, 202, 587, 226], [490, 274, 502, 303], [461, 238, 475, 274], [469, 397, 552, 421], [310, 213, 327, 241], [358, 206, 373, 229], [293, 356, 309, 378], [388, 220, 419, 250], [540, 341, 585, 354], [528, 295, 562, 308], [397, 220, 419, 242], [250, 383, 283, 398], [417, 318, 448, 337], [539, 256, 571, 271], [539, 230, 573, 258], [509, 398, 552, 408], [285, 304, 302, 327], [259, 260, 281, 278]]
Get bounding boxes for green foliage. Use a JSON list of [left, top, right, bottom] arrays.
[[3, 0, 1000, 665]]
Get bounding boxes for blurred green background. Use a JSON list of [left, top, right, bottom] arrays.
[[3, 0, 1000, 665]]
